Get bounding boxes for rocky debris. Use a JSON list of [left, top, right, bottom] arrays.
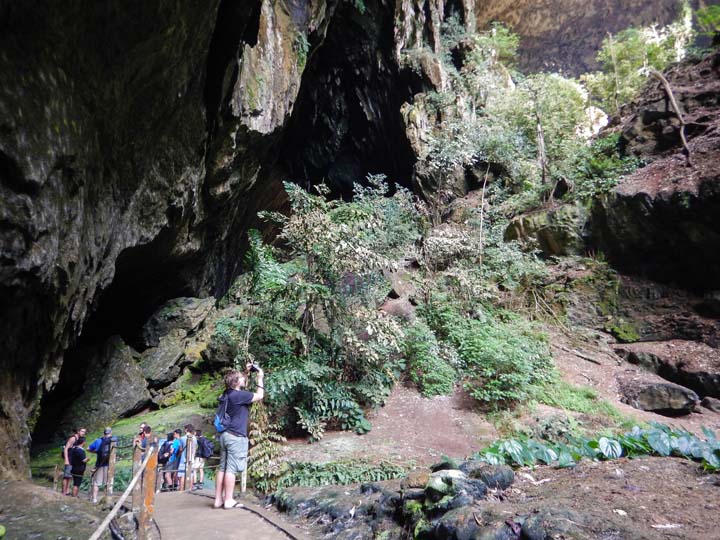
[[614, 340, 720, 399], [141, 297, 215, 348], [591, 51, 720, 291], [60, 336, 151, 434], [617, 369, 700, 414], [274, 460, 517, 540], [505, 203, 589, 257]]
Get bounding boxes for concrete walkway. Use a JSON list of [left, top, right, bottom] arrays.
[[153, 490, 309, 540]]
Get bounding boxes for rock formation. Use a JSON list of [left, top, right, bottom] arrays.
[[0, 0, 707, 478]]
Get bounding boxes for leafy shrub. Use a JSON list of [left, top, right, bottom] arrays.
[[274, 460, 406, 489], [696, 5, 720, 42], [475, 423, 720, 472], [404, 322, 457, 397], [582, 5, 694, 113], [218, 177, 421, 441], [569, 133, 641, 199], [421, 298, 554, 408]]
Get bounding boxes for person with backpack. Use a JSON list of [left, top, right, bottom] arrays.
[[158, 431, 177, 491], [213, 365, 264, 509], [88, 427, 115, 504], [69, 436, 89, 497], [61, 427, 86, 496], [192, 429, 214, 490]]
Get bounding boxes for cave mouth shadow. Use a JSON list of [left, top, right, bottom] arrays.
[[31, 235, 196, 445]]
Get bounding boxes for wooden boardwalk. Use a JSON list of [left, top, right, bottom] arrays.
[[153, 490, 310, 540]]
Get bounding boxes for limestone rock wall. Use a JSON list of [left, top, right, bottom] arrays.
[[0, 0, 704, 478]]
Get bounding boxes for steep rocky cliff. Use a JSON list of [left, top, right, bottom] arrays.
[[0, 0, 698, 479]]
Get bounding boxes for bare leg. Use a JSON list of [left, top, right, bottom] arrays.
[[91, 485, 98, 503], [222, 472, 236, 507], [199, 466, 204, 485], [214, 471, 225, 507]]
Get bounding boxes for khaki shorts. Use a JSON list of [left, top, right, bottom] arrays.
[[92, 466, 108, 486], [219, 432, 248, 475], [192, 456, 206, 470]]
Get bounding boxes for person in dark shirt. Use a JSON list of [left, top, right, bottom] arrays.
[[213, 365, 264, 509], [69, 436, 89, 497]]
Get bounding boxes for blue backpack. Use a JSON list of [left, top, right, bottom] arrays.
[[214, 393, 230, 433]]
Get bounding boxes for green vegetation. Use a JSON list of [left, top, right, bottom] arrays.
[[422, 298, 554, 408], [403, 321, 457, 397], [696, 5, 720, 43], [475, 423, 720, 472], [215, 177, 420, 441], [534, 381, 627, 425], [582, 4, 694, 113], [274, 460, 406, 489]]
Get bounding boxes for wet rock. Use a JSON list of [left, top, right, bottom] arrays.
[[614, 340, 720, 399], [433, 506, 481, 540], [141, 297, 215, 348], [521, 509, 593, 540], [505, 203, 589, 257], [60, 336, 151, 433], [467, 464, 515, 490], [475, 522, 519, 540], [617, 370, 700, 414]]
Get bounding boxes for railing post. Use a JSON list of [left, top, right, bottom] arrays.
[[183, 437, 194, 491], [138, 449, 158, 540], [106, 441, 117, 496], [241, 468, 247, 493], [53, 465, 59, 492], [131, 444, 143, 512]]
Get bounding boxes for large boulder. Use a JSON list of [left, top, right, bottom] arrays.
[[60, 336, 151, 434], [505, 203, 589, 256], [139, 331, 188, 389], [141, 297, 215, 348], [614, 340, 720, 399], [617, 369, 700, 414], [591, 51, 720, 291]]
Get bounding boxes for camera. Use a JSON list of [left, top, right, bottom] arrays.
[[249, 363, 260, 373]]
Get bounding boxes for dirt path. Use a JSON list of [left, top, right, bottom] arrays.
[[283, 384, 497, 466], [153, 490, 310, 540]]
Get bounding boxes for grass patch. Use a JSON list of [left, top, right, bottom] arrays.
[[534, 380, 630, 426]]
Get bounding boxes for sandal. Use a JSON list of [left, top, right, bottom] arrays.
[[223, 499, 244, 509]]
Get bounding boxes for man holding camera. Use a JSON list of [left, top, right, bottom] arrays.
[[213, 363, 264, 509]]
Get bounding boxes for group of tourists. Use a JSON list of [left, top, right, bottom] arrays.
[[61, 426, 116, 504], [60, 363, 264, 508], [156, 423, 215, 491]]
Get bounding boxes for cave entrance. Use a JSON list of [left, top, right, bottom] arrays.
[[31, 232, 198, 444]]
